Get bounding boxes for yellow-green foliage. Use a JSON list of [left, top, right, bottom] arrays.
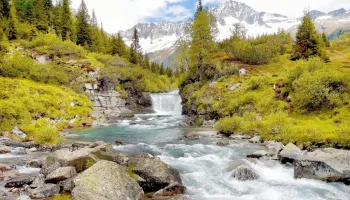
[[0, 77, 92, 144], [21, 33, 86, 58], [53, 194, 71, 200], [184, 39, 350, 148], [21, 118, 61, 145], [100, 65, 175, 93]]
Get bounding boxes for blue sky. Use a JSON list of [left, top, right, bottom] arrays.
[[71, 0, 350, 33]]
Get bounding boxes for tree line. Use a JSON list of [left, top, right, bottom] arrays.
[[0, 0, 170, 76]]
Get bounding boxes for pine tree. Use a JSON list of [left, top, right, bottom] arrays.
[[196, 0, 203, 14], [129, 46, 138, 64], [322, 32, 330, 47], [189, 10, 216, 67], [35, 0, 49, 32], [0, 0, 10, 19], [91, 9, 98, 27], [8, 3, 18, 40], [132, 27, 141, 52], [44, 0, 53, 27], [290, 12, 325, 61], [61, 0, 74, 41], [76, 0, 92, 46], [159, 63, 165, 75]]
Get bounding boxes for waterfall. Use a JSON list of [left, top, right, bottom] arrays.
[[150, 90, 182, 115]]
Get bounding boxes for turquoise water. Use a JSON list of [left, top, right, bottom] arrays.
[[73, 114, 350, 200]]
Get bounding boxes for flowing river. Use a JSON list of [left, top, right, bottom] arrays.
[[73, 91, 350, 200]]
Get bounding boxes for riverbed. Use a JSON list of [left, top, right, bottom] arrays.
[[70, 91, 350, 200]]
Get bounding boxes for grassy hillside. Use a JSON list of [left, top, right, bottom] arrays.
[[181, 34, 350, 149]]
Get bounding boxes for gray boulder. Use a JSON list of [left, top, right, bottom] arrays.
[[294, 148, 350, 182], [27, 158, 44, 168], [230, 161, 259, 181], [249, 136, 261, 144], [279, 143, 303, 163], [72, 160, 143, 200], [5, 175, 36, 188], [41, 141, 113, 175], [12, 127, 26, 139], [0, 145, 11, 154], [229, 134, 253, 140], [30, 174, 45, 188], [247, 150, 268, 159], [46, 166, 77, 183], [132, 157, 183, 192], [58, 177, 75, 192], [30, 184, 60, 199], [11, 147, 27, 155], [265, 140, 284, 159]]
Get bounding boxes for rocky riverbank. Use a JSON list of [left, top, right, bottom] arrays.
[[0, 138, 185, 199]]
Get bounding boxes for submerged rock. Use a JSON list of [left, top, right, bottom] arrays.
[[294, 148, 350, 182], [231, 164, 259, 181], [229, 134, 253, 140], [247, 150, 268, 159], [72, 160, 143, 200], [132, 157, 183, 192], [216, 140, 230, 146]]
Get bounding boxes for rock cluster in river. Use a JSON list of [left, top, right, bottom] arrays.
[[0, 139, 185, 199]]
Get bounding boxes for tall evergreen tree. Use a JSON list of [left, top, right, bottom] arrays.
[[44, 0, 53, 27], [132, 27, 141, 52], [8, 3, 18, 40], [76, 0, 92, 46], [197, 0, 203, 13], [322, 32, 330, 47], [34, 0, 49, 32], [290, 12, 325, 61], [60, 0, 74, 41], [91, 9, 98, 27], [0, 0, 10, 19], [129, 46, 138, 64], [189, 10, 216, 67]]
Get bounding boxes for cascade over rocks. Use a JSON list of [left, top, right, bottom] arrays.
[[72, 160, 143, 200]]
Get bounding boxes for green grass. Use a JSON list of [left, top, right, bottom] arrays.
[[0, 77, 93, 145]]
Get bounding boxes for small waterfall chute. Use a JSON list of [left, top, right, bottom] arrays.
[[150, 90, 182, 115]]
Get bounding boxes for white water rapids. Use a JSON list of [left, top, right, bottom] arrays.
[[77, 91, 350, 200]]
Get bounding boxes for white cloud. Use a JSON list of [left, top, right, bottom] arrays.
[[71, 0, 187, 33]]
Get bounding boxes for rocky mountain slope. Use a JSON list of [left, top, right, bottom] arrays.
[[121, 0, 350, 66]]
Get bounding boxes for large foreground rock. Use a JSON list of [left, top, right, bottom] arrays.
[[41, 141, 113, 175], [294, 148, 350, 182], [132, 157, 183, 192], [72, 160, 143, 200]]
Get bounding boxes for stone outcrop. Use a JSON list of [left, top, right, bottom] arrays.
[[131, 157, 183, 192], [294, 148, 350, 182], [72, 160, 143, 200], [41, 142, 113, 175]]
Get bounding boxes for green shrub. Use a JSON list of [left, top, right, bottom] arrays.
[[215, 116, 243, 136], [22, 118, 61, 145]]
